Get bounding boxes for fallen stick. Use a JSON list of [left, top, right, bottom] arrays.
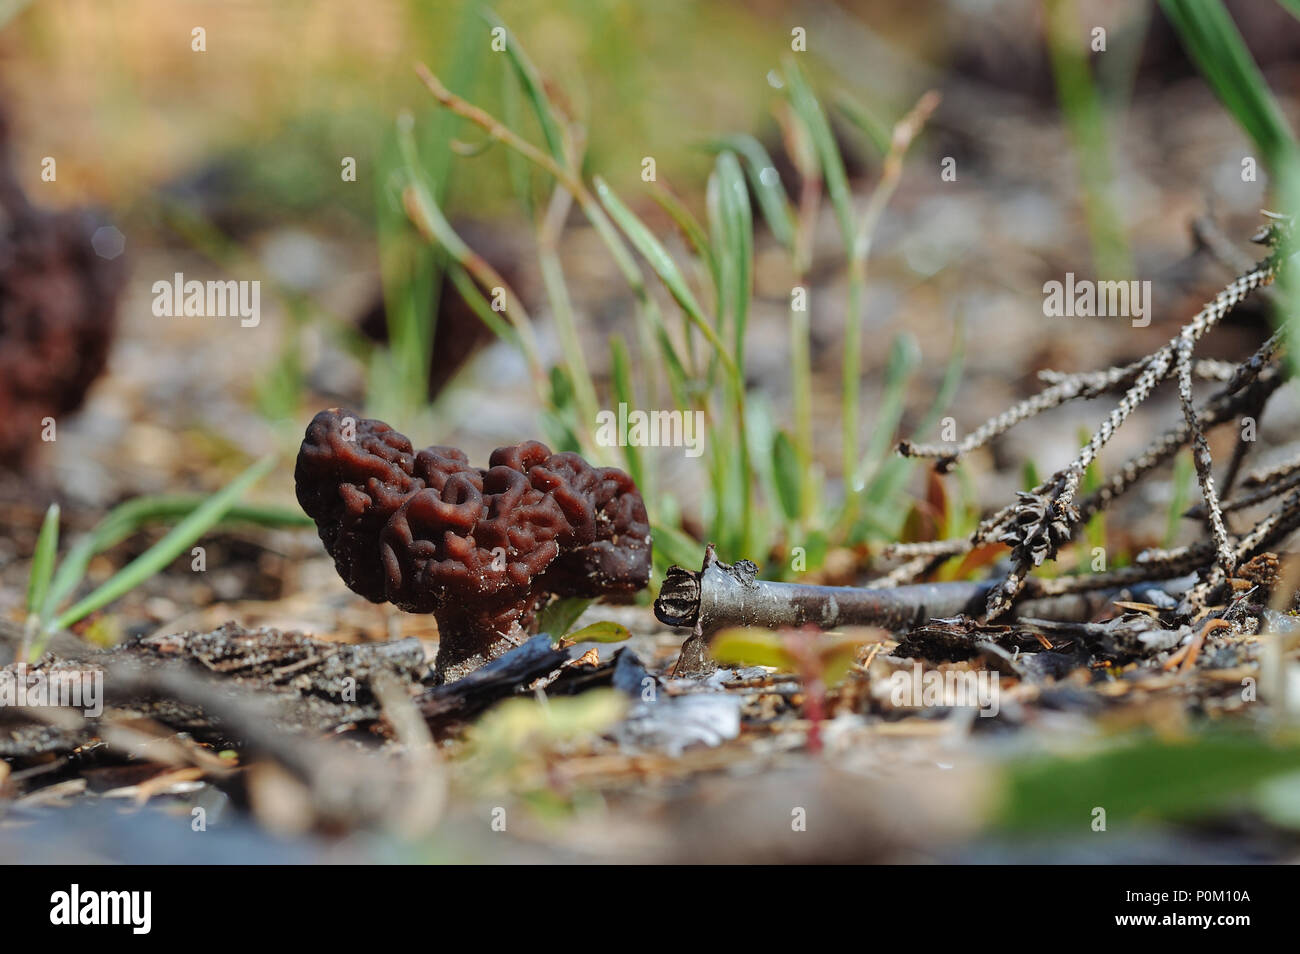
[[655, 545, 1191, 637]]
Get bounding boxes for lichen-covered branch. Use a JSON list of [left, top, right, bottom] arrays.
[[889, 216, 1296, 618]]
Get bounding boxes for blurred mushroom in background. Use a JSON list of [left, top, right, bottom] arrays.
[[0, 108, 126, 469]]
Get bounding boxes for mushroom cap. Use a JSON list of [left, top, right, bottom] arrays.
[[294, 409, 652, 627]]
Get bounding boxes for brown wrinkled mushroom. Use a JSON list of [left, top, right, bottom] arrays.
[[0, 111, 124, 467], [295, 408, 652, 681]]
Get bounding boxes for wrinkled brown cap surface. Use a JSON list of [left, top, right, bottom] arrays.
[[295, 409, 651, 660], [0, 131, 124, 467]]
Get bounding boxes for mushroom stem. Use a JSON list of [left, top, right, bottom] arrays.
[[433, 628, 526, 684], [431, 607, 535, 684]]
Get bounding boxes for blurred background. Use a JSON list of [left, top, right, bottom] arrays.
[[2, 0, 1296, 555], [2, 0, 1300, 621], [4, 0, 1300, 862]]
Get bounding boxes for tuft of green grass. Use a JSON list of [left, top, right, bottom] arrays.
[[397, 11, 950, 582], [22, 457, 301, 661], [368, 1, 490, 436]]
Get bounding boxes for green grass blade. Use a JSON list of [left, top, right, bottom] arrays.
[[501, 64, 536, 220], [1161, 0, 1300, 380], [772, 430, 802, 523], [445, 262, 521, 347], [25, 503, 60, 617], [649, 182, 721, 302], [1160, 0, 1298, 170], [423, 1, 487, 206], [609, 335, 646, 494], [713, 151, 753, 355], [53, 456, 276, 631], [540, 365, 583, 454], [41, 496, 309, 624], [851, 326, 962, 542], [910, 315, 965, 441], [375, 132, 436, 415], [593, 176, 735, 373], [1022, 459, 1041, 493], [833, 90, 892, 157], [709, 150, 756, 557], [1045, 0, 1132, 279], [580, 194, 695, 402], [378, 0, 487, 424], [650, 521, 703, 578], [1164, 449, 1195, 548], [701, 134, 796, 250], [783, 60, 866, 504], [595, 175, 707, 323], [482, 8, 568, 165], [538, 241, 601, 455], [783, 58, 854, 251], [789, 287, 816, 522], [853, 333, 921, 491]]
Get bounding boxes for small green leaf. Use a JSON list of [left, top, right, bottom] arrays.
[[710, 627, 797, 671], [799, 530, 829, 573], [537, 597, 592, 638], [565, 621, 632, 644], [822, 644, 865, 687]]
